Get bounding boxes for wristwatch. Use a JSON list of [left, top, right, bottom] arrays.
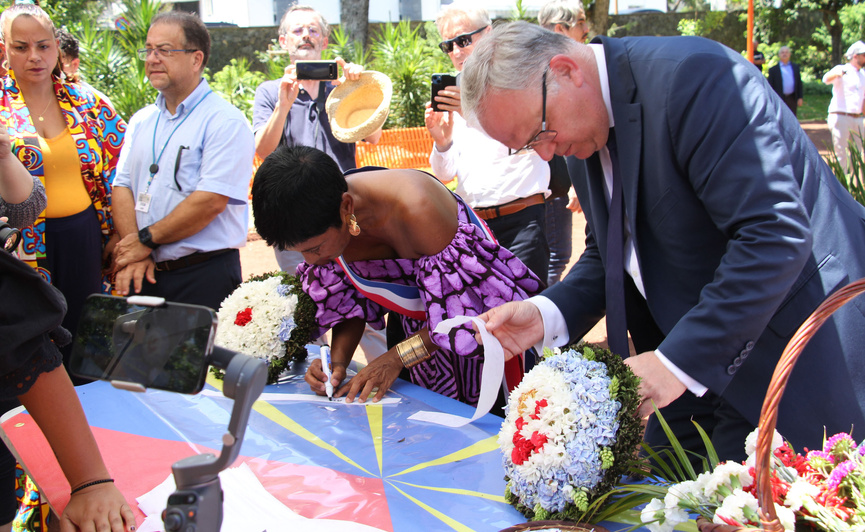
[[138, 226, 160, 249]]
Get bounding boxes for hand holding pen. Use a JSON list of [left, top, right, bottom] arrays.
[[320, 346, 334, 400]]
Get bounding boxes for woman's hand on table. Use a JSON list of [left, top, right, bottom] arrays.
[[336, 350, 404, 404], [305, 357, 347, 396], [61, 482, 137, 532]]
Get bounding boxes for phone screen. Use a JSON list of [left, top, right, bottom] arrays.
[[69, 295, 216, 394], [295, 60, 338, 80]]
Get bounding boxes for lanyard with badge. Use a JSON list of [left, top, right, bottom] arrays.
[[136, 90, 212, 213]]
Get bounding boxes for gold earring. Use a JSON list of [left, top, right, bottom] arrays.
[[1, 60, 8, 71], [348, 214, 361, 236]]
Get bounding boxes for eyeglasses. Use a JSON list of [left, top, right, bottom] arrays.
[[438, 26, 488, 54], [288, 25, 321, 38], [510, 68, 557, 155], [137, 48, 198, 61]]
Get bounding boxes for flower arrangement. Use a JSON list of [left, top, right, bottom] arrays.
[[499, 343, 643, 523], [214, 271, 317, 384], [640, 428, 865, 532]]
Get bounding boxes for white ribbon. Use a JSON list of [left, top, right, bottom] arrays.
[[408, 315, 506, 427]]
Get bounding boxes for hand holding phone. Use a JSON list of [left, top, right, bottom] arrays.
[[431, 74, 458, 112]]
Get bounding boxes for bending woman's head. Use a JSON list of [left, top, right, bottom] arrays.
[[252, 145, 348, 250]]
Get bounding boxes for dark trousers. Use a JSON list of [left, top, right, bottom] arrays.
[[140, 249, 242, 311], [781, 93, 798, 117], [45, 206, 103, 385], [623, 276, 756, 471], [485, 203, 549, 284]]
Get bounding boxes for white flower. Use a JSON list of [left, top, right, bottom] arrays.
[[215, 276, 300, 364], [714, 462, 754, 490], [641, 498, 674, 532], [744, 427, 784, 461], [784, 478, 819, 512], [662, 481, 692, 527], [774, 504, 796, 532], [713, 489, 758, 526]]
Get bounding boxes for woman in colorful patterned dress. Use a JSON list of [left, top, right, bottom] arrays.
[[252, 145, 543, 406], [1, 6, 127, 529], [0, 4, 125, 373]]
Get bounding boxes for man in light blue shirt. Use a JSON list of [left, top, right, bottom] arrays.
[[112, 11, 254, 310]]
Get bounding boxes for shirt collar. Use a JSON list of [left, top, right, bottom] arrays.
[[155, 77, 209, 117], [589, 42, 615, 128]]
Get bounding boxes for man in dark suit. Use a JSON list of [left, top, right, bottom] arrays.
[[460, 22, 865, 461], [768, 46, 804, 117]]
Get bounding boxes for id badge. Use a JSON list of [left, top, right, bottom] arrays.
[[135, 192, 152, 213]]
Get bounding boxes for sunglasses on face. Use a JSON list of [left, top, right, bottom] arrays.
[[439, 26, 488, 54]]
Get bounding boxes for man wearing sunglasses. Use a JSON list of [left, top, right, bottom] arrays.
[[425, 2, 551, 283], [462, 22, 865, 465]]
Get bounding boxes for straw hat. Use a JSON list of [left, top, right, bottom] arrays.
[[326, 71, 392, 143]]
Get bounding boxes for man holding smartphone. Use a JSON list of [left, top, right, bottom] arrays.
[[252, 4, 387, 360], [253, 5, 381, 272], [425, 1, 551, 283]]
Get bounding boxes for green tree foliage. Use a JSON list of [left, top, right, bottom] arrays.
[[371, 20, 449, 128], [677, 11, 725, 36], [76, 0, 165, 121], [205, 58, 265, 121]]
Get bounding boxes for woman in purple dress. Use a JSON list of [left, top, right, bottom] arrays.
[[252, 145, 542, 406]]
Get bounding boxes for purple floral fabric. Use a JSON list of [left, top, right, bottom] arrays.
[[298, 199, 542, 406]]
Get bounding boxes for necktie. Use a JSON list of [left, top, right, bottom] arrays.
[[605, 129, 629, 358]]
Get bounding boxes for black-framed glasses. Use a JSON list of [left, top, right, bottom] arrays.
[[137, 48, 198, 61], [510, 68, 558, 155], [438, 26, 488, 54]]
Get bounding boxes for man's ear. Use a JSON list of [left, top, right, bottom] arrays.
[[340, 192, 353, 217], [278, 33, 288, 50], [549, 53, 583, 86]]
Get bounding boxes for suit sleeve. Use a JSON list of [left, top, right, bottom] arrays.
[[657, 52, 812, 394]]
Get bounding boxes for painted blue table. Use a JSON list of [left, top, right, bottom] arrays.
[[1, 356, 645, 531]]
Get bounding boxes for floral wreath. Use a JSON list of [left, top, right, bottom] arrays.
[[499, 342, 643, 522], [214, 271, 317, 384]]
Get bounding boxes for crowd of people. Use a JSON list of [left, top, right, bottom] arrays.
[[3, 0, 865, 529]]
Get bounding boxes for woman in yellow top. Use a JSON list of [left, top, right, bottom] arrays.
[[0, 4, 126, 370]]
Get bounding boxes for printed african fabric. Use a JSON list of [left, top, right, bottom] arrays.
[[298, 198, 542, 406], [0, 71, 125, 291]]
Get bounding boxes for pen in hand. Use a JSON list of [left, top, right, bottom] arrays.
[[320, 346, 334, 400]]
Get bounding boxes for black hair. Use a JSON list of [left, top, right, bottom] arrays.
[[56, 28, 78, 59], [151, 11, 210, 68], [251, 145, 347, 250]]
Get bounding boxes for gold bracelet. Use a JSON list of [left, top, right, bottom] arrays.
[[396, 334, 432, 368]]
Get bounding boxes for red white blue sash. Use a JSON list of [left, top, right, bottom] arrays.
[[335, 194, 496, 319]]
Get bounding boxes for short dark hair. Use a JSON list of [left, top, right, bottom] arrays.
[[151, 11, 211, 68], [251, 145, 347, 250], [56, 29, 78, 59]]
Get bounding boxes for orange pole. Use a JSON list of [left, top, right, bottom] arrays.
[[747, 0, 754, 61]]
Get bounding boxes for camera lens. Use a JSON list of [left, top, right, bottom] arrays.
[[0, 222, 21, 253]]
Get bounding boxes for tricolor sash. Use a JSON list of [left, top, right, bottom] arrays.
[[338, 167, 523, 391]]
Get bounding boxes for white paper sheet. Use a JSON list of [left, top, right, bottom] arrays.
[[199, 389, 401, 405]]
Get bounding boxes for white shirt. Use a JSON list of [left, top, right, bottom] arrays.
[[823, 63, 865, 114], [780, 62, 795, 95], [429, 112, 549, 208], [530, 43, 707, 396]]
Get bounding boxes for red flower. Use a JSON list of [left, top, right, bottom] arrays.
[[530, 431, 548, 448], [235, 307, 253, 326]]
